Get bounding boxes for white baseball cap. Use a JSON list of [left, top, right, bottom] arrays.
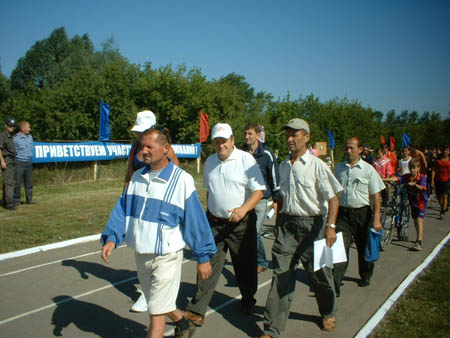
[[211, 123, 233, 140], [131, 110, 157, 132]]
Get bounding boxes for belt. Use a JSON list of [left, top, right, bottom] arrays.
[[280, 213, 322, 220], [339, 205, 370, 211], [206, 210, 229, 223]]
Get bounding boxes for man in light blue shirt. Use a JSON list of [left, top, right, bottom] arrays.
[[13, 121, 35, 205], [333, 137, 385, 295]]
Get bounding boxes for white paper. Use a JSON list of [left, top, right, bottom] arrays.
[[313, 232, 347, 272], [266, 208, 275, 219]]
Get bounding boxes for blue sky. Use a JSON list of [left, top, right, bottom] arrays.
[[1, 0, 449, 117]]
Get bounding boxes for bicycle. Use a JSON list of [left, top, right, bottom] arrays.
[[380, 180, 410, 251]]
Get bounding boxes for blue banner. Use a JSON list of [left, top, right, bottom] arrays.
[[328, 130, 335, 150], [32, 142, 202, 163], [401, 133, 411, 149], [99, 101, 111, 141]]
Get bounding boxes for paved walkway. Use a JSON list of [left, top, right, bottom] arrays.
[[0, 203, 448, 338]]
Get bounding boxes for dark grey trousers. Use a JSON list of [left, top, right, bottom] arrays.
[[2, 159, 16, 208], [263, 214, 337, 338], [14, 160, 33, 203]]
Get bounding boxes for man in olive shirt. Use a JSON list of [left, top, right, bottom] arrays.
[[0, 117, 17, 210]]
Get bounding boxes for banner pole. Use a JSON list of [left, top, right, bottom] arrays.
[[331, 149, 335, 169]]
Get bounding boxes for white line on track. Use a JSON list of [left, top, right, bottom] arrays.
[[0, 234, 101, 261], [0, 245, 127, 277], [164, 278, 273, 336], [0, 256, 205, 325], [0, 276, 137, 326], [354, 231, 450, 338]]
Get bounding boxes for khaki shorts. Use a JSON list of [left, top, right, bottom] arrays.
[[135, 250, 183, 315]]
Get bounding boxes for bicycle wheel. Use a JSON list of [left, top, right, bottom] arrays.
[[380, 206, 396, 251], [398, 203, 410, 239]]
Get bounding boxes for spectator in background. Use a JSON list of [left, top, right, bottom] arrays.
[[0, 117, 17, 210], [382, 143, 397, 176], [398, 159, 428, 251], [433, 146, 449, 220], [361, 146, 374, 164], [409, 145, 427, 175], [13, 121, 35, 205], [242, 123, 280, 273], [426, 148, 437, 197], [373, 148, 393, 205], [397, 147, 412, 176]]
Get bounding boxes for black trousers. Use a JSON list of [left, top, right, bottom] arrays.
[[333, 206, 374, 292], [186, 210, 257, 316], [14, 160, 33, 203], [2, 158, 16, 208]]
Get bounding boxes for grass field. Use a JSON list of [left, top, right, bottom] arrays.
[[370, 243, 450, 337], [1, 165, 448, 336], [0, 160, 205, 253]]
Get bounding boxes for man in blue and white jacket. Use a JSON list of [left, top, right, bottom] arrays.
[[101, 127, 216, 338]]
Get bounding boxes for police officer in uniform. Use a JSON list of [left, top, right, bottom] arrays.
[[0, 117, 18, 210]]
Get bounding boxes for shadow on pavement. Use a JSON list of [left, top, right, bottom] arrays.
[[51, 295, 146, 338], [61, 260, 140, 302]]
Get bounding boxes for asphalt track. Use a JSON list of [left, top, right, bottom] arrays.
[[0, 201, 448, 338]]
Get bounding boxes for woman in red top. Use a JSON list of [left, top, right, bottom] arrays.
[[433, 146, 450, 219]]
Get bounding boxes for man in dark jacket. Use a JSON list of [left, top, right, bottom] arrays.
[[243, 123, 280, 272], [0, 117, 17, 210]]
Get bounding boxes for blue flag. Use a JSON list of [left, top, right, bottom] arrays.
[[328, 130, 335, 150], [401, 133, 410, 149], [99, 101, 111, 141]]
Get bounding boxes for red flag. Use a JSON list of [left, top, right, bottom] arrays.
[[389, 136, 396, 151], [199, 110, 210, 143], [380, 135, 386, 145]]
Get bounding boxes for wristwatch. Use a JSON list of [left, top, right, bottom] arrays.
[[326, 223, 336, 229]]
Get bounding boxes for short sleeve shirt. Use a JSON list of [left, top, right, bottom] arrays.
[[334, 159, 386, 208], [13, 133, 34, 161], [279, 151, 343, 216], [204, 147, 266, 218], [0, 130, 16, 157]]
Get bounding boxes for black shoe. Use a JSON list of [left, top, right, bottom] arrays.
[[174, 320, 196, 338], [26, 201, 36, 205], [358, 279, 370, 287]]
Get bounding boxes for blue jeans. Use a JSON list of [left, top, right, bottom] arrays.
[[255, 199, 269, 268]]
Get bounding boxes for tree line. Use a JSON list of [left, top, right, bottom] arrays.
[[1, 27, 448, 162]]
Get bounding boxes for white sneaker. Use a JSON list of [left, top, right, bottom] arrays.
[[131, 293, 148, 312]]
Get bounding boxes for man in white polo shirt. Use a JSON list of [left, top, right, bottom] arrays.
[[261, 118, 343, 338], [183, 122, 266, 326]]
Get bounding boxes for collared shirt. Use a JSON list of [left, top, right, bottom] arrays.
[[279, 151, 343, 216], [334, 159, 385, 208], [13, 132, 34, 162], [204, 147, 266, 219], [101, 160, 216, 263], [0, 130, 16, 158]]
